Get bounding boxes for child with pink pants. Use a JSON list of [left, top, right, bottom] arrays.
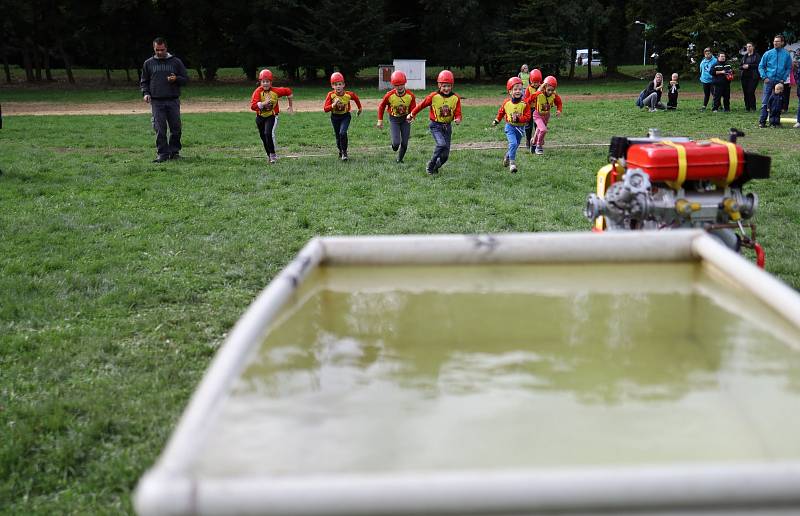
[[528, 75, 563, 155]]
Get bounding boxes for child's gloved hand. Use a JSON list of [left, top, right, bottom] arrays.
[[406, 114, 414, 123], [492, 119, 498, 126]]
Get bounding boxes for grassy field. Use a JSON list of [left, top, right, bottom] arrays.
[[2, 83, 800, 514]]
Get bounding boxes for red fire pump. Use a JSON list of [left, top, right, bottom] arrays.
[[584, 129, 771, 267]]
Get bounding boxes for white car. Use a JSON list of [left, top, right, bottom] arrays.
[[575, 49, 602, 66]]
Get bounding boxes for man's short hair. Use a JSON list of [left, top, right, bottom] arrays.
[[153, 37, 167, 46], [774, 34, 785, 43], [703, 47, 712, 53]]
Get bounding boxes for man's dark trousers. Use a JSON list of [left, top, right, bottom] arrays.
[[152, 98, 182, 158]]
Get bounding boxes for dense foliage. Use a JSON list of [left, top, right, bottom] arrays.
[[1, 0, 797, 83]]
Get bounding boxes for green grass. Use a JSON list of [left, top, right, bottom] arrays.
[[2, 96, 799, 514]]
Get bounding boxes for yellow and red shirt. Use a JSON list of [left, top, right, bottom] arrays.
[[410, 90, 462, 123], [522, 84, 541, 104], [377, 88, 417, 120], [250, 86, 293, 117], [323, 90, 363, 115], [495, 98, 532, 126], [529, 91, 563, 115]]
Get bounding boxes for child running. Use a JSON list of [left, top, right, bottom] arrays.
[[323, 72, 362, 161], [528, 75, 563, 155], [492, 77, 531, 173], [523, 68, 543, 151], [249, 68, 294, 164], [407, 70, 462, 175], [376, 70, 416, 163]]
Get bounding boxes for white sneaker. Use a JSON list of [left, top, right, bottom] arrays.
[[502, 155, 509, 167], [534, 146, 544, 155], [509, 160, 517, 174], [794, 122, 800, 128]]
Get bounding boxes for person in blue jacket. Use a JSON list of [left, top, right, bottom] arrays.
[[758, 34, 793, 128], [699, 47, 717, 111]]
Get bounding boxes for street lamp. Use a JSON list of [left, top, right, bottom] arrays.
[[634, 20, 647, 66]]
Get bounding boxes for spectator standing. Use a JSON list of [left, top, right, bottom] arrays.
[[758, 34, 793, 128], [140, 37, 188, 163], [740, 42, 761, 111], [794, 48, 800, 128], [699, 48, 717, 111], [711, 52, 733, 112], [518, 64, 530, 86]]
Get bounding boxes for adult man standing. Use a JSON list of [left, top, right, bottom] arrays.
[[758, 34, 792, 128], [140, 37, 188, 162]]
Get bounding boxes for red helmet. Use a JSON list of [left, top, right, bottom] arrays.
[[530, 69, 543, 84], [506, 76, 523, 91], [330, 72, 345, 85], [543, 75, 558, 88], [390, 70, 407, 86], [437, 70, 454, 84], [258, 69, 273, 81]]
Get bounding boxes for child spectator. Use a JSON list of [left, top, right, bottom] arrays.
[[640, 73, 665, 112], [699, 48, 717, 111], [407, 70, 462, 175], [667, 73, 680, 109], [523, 68, 543, 151], [518, 64, 530, 85], [711, 52, 733, 112], [492, 77, 532, 174], [323, 72, 362, 161], [528, 75, 563, 155], [376, 70, 416, 163], [249, 69, 293, 164], [767, 82, 784, 127]]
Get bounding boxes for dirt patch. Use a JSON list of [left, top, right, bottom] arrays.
[[3, 93, 707, 116]]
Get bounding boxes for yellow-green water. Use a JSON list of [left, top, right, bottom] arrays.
[[192, 264, 800, 477]]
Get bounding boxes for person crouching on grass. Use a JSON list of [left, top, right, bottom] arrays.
[[528, 75, 563, 155], [250, 69, 294, 164], [492, 77, 531, 174], [407, 70, 462, 175], [523, 68, 543, 151], [376, 70, 416, 164], [324, 72, 362, 161]]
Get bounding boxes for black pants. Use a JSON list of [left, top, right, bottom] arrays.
[[667, 92, 678, 108], [330, 113, 351, 154], [151, 98, 182, 158], [256, 115, 277, 155], [741, 76, 759, 111], [712, 82, 730, 111], [702, 82, 714, 108]]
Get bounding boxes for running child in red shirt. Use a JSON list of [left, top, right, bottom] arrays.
[[376, 70, 416, 163], [528, 75, 563, 155], [250, 69, 294, 164], [407, 70, 462, 175], [323, 72, 362, 161], [522, 68, 543, 152], [492, 77, 532, 174]]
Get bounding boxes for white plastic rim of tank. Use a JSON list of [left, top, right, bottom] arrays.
[[134, 230, 800, 516]]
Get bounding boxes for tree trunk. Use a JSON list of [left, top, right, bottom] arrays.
[[125, 68, 131, 82], [22, 46, 34, 82], [474, 62, 481, 81], [57, 39, 75, 84], [204, 66, 218, 81], [31, 42, 43, 81], [43, 47, 53, 81], [568, 47, 576, 79], [304, 66, 316, 81], [587, 44, 593, 80], [196, 66, 204, 81], [105, 66, 112, 83], [2, 49, 11, 83]]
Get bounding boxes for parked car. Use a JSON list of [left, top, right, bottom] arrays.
[[575, 49, 602, 66]]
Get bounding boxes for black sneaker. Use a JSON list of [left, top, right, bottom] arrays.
[[426, 160, 436, 175], [758, 122, 766, 128], [152, 155, 169, 163], [169, 152, 181, 160]]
